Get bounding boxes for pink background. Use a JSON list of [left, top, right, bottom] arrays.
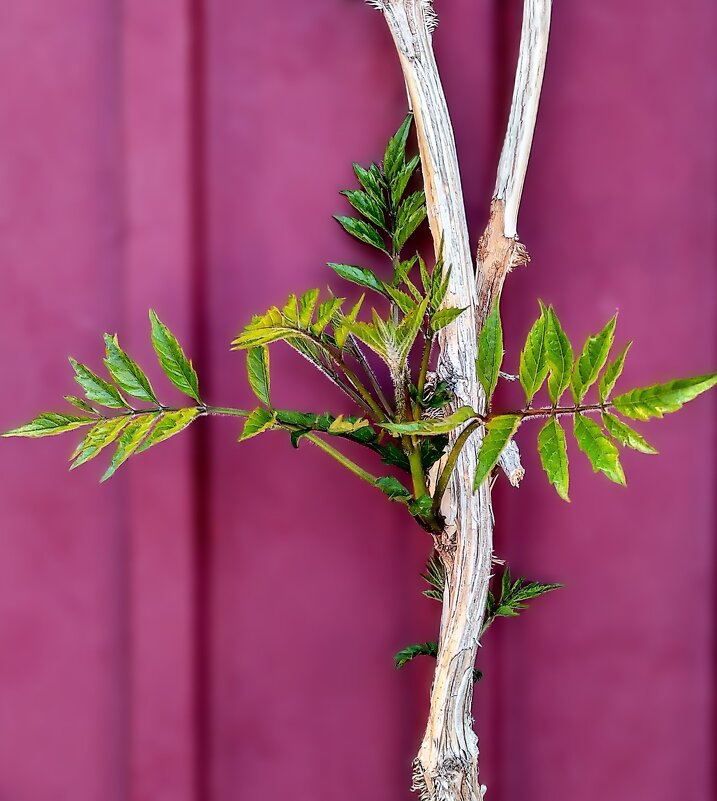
[[0, 2, 715, 800]]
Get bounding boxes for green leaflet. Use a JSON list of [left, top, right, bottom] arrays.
[[3, 412, 95, 438], [477, 305, 503, 401], [602, 412, 657, 455], [334, 294, 365, 349], [69, 358, 128, 409], [246, 347, 271, 407], [383, 113, 412, 183], [421, 553, 445, 601], [599, 342, 631, 402], [612, 374, 717, 420], [239, 408, 276, 441], [149, 310, 201, 403], [298, 289, 320, 328], [352, 162, 386, 207], [537, 418, 570, 501], [408, 494, 433, 519], [473, 414, 521, 489], [101, 414, 158, 482], [545, 307, 573, 405], [328, 263, 387, 296], [103, 334, 158, 404], [573, 413, 625, 485], [334, 215, 388, 253], [137, 408, 201, 454], [394, 642, 438, 669], [339, 189, 386, 229], [487, 564, 563, 623], [71, 416, 129, 468], [571, 314, 617, 403], [64, 395, 98, 414], [391, 154, 419, 206], [313, 296, 344, 334], [429, 306, 466, 335], [327, 415, 370, 434], [380, 406, 477, 437], [393, 190, 427, 252], [384, 284, 418, 315], [375, 475, 411, 500], [519, 306, 549, 405]]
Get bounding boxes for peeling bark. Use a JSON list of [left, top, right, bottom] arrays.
[[369, 1, 552, 798]]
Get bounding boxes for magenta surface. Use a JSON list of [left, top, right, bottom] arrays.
[[0, 2, 715, 801]]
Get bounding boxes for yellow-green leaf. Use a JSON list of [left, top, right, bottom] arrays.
[[149, 310, 201, 403], [602, 412, 657, 455], [537, 418, 570, 501], [3, 412, 95, 438], [137, 408, 200, 454], [519, 305, 549, 405], [239, 407, 275, 441], [246, 347, 271, 407], [72, 417, 130, 468], [69, 358, 128, 409], [103, 334, 158, 404], [612, 373, 717, 420], [477, 305, 503, 401], [545, 307, 573, 405], [573, 413, 625, 485], [473, 415, 521, 489], [598, 342, 631, 402], [380, 406, 478, 437], [101, 414, 158, 482], [571, 315, 617, 403]]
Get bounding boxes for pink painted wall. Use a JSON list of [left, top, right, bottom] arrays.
[[0, 3, 714, 801]]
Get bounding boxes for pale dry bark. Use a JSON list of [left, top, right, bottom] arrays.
[[369, 2, 552, 799]]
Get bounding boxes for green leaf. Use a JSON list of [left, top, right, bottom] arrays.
[[69, 358, 128, 409], [571, 314, 617, 403], [477, 305, 503, 400], [421, 553, 445, 601], [328, 263, 387, 296], [64, 395, 98, 415], [71, 416, 130, 468], [430, 306, 466, 335], [246, 347, 271, 407], [103, 334, 159, 404], [334, 294, 365, 349], [340, 189, 386, 229], [352, 162, 386, 207], [327, 415, 370, 434], [3, 412, 95, 438], [384, 284, 418, 315], [573, 414, 625, 485], [101, 414, 158, 482], [375, 475, 411, 501], [473, 415, 521, 489], [239, 407, 276, 441], [149, 310, 201, 403], [420, 435, 449, 471], [545, 307, 573, 405], [509, 581, 563, 604], [380, 406, 477, 437], [391, 154, 419, 206], [602, 412, 658, 454], [408, 494, 433, 519], [312, 296, 344, 334], [537, 418, 570, 501], [394, 642, 438, 670], [519, 306, 549, 405], [384, 113, 412, 183], [334, 215, 387, 253], [393, 191, 427, 252], [598, 342, 631, 402], [612, 373, 717, 420], [137, 408, 201, 454], [298, 289, 320, 328]]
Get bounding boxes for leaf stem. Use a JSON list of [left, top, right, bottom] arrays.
[[432, 419, 483, 515], [303, 432, 379, 487]]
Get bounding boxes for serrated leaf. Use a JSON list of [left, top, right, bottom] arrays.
[[3, 412, 95, 438], [375, 475, 411, 500], [602, 412, 658, 454], [408, 494, 433, 518], [149, 310, 201, 403], [430, 306, 466, 335], [239, 407, 276, 441], [421, 553, 445, 600], [327, 415, 370, 434], [327, 263, 387, 296], [103, 334, 159, 404], [246, 347, 271, 407], [394, 641, 437, 669], [612, 373, 717, 420], [545, 307, 573, 404], [312, 296, 344, 334], [136, 408, 201, 454], [384, 284, 418, 315], [537, 418, 570, 501], [334, 215, 388, 253], [573, 413, 625, 485], [334, 294, 365, 350], [519, 306, 549, 405], [391, 154, 419, 205], [101, 413, 158, 482], [509, 582, 563, 604], [69, 358, 128, 409], [598, 342, 631, 402], [380, 406, 477, 437], [477, 305, 503, 400], [298, 289, 319, 328], [384, 113, 412, 183], [420, 435, 448, 471], [571, 314, 617, 403], [352, 162, 386, 207], [393, 191, 427, 252], [64, 395, 98, 415], [71, 416, 130, 467], [473, 415, 521, 489], [340, 189, 386, 229]]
